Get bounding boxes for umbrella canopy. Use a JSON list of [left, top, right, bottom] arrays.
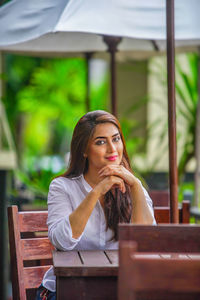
[[0, 0, 200, 55], [1, 0, 200, 114]]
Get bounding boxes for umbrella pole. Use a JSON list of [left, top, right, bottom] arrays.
[[166, 0, 179, 223], [0, 52, 9, 300], [110, 49, 117, 116], [103, 36, 122, 116], [85, 52, 93, 112]]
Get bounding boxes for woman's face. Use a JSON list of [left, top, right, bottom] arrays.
[[86, 122, 123, 172]]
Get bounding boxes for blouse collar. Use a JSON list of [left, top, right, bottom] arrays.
[[80, 174, 93, 193]]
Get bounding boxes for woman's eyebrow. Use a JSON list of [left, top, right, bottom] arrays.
[[94, 136, 106, 140], [94, 133, 119, 140]]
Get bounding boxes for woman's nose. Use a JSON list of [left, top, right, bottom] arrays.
[[107, 141, 116, 152]]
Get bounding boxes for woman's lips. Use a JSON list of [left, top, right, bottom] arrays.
[[106, 155, 118, 161]]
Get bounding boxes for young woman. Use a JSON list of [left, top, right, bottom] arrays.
[[36, 110, 156, 299]]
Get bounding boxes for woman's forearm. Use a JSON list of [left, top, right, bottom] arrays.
[[69, 187, 100, 239], [69, 175, 127, 239], [130, 181, 154, 224]]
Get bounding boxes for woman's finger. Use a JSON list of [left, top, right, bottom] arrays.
[[99, 175, 127, 195], [111, 177, 126, 193], [99, 165, 122, 177]]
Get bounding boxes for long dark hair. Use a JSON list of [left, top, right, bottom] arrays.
[[63, 110, 132, 240]]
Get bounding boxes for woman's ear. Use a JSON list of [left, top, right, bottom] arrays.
[[83, 153, 87, 158]]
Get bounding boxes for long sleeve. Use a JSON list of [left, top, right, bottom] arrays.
[[47, 178, 83, 251], [142, 185, 157, 225]]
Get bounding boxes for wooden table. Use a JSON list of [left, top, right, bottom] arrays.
[[53, 250, 118, 300], [53, 249, 200, 300]]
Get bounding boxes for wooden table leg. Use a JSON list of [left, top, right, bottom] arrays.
[[57, 276, 117, 300]]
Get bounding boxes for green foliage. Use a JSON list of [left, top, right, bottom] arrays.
[[120, 95, 148, 163], [4, 55, 41, 134], [178, 181, 194, 202], [15, 168, 53, 197], [175, 54, 198, 179], [3, 54, 109, 199], [17, 58, 87, 156], [150, 53, 199, 181], [120, 117, 144, 158]]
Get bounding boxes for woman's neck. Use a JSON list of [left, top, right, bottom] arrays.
[[84, 168, 100, 188]]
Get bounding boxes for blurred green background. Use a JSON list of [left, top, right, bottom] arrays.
[[1, 52, 199, 210]]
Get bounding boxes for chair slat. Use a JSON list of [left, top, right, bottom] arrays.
[[24, 266, 52, 289], [8, 206, 53, 300], [181, 200, 190, 223], [8, 205, 26, 300], [154, 207, 170, 223], [19, 211, 48, 232], [21, 238, 53, 260]]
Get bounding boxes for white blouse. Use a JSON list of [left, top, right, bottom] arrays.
[[42, 174, 156, 291]]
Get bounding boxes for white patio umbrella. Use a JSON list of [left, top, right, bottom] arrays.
[[0, 0, 200, 53], [0, 0, 200, 112]]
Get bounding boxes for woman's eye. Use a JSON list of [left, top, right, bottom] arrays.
[[113, 136, 121, 142], [96, 140, 105, 145]]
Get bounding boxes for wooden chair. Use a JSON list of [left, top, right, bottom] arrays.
[[118, 224, 200, 252], [7, 205, 53, 300], [154, 200, 190, 224], [148, 189, 190, 223], [118, 241, 200, 300], [149, 190, 169, 207]]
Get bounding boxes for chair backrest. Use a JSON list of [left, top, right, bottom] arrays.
[[148, 189, 190, 224], [149, 190, 169, 207], [154, 200, 190, 224], [118, 224, 200, 252], [7, 205, 53, 300], [118, 241, 200, 300]]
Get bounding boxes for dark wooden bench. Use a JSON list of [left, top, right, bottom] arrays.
[[118, 224, 200, 252], [118, 240, 200, 300], [148, 190, 190, 223], [154, 200, 190, 224], [7, 205, 53, 300]]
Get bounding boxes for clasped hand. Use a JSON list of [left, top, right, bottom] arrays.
[[94, 165, 140, 196]]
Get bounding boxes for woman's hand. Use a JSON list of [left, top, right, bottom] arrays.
[[98, 165, 155, 225], [94, 175, 126, 197], [98, 164, 140, 187]]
